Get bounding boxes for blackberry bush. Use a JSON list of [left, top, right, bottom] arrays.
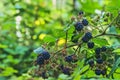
[[32, 11, 120, 79]]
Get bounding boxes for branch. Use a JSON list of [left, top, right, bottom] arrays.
[[94, 33, 120, 38], [102, 13, 120, 34]]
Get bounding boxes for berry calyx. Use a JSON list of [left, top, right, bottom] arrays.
[[82, 19, 89, 26], [75, 22, 83, 31], [42, 51, 50, 60], [65, 55, 73, 62], [37, 56, 44, 65], [101, 46, 107, 52], [95, 48, 101, 54], [96, 58, 103, 64], [87, 42, 94, 49], [95, 69, 101, 75]]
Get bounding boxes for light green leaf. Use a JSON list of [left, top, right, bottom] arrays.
[[92, 38, 109, 46], [108, 57, 120, 78]]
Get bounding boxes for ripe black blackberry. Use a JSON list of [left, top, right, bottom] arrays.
[[96, 58, 103, 64], [101, 46, 107, 52], [62, 67, 70, 75], [95, 48, 101, 54], [85, 32, 92, 39], [101, 69, 106, 75], [75, 22, 83, 31], [37, 56, 44, 65], [42, 51, 50, 60], [82, 19, 89, 26], [88, 60, 94, 67], [95, 69, 101, 75], [82, 32, 92, 43], [87, 42, 94, 49], [79, 11, 84, 15], [65, 55, 73, 62]]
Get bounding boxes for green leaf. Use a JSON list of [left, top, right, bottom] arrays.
[[58, 74, 68, 80], [108, 57, 120, 78], [113, 49, 120, 54], [92, 38, 109, 46], [44, 35, 56, 42]]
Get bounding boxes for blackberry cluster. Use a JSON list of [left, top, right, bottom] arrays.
[[71, 11, 90, 43], [82, 32, 92, 42], [36, 51, 50, 65], [74, 19, 89, 31], [32, 11, 115, 79], [88, 46, 107, 76]]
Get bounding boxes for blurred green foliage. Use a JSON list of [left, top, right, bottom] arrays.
[[0, 0, 120, 80]]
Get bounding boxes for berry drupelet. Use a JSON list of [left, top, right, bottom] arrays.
[[42, 51, 50, 60], [95, 69, 101, 75], [88, 60, 94, 67], [101, 69, 107, 75], [82, 32, 92, 43], [79, 11, 84, 15], [75, 22, 83, 31], [82, 19, 89, 26], [95, 48, 101, 54], [65, 55, 73, 62], [101, 46, 107, 52], [96, 58, 103, 64], [37, 56, 44, 65], [62, 67, 70, 75], [87, 42, 94, 49]]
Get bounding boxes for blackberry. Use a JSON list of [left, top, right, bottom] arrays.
[[75, 22, 83, 31], [37, 56, 44, 65], [82, 36, 89, 42], [41, 72, 46, 79], [84, 32, 92, 39], [62, 68, 70, 75], [95, 48, 101, 54], [96, 58, 103, 64], [42, 51, 50, 60], [101, 69, 106, 75], [101, 46, 107, 52], [88, 60, 94, 67], [65, 55, 73, 62], [82, 32, 92, 43], [95, 69, 101, 75], [79, 11, 84, 15], [87, 42, 94, 49], [82, 19, 89, 26]]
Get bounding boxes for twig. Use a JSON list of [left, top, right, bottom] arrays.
[[102, 13, 120, 34]]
